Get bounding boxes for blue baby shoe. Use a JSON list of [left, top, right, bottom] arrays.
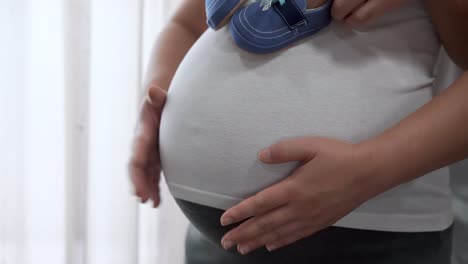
[[230, 0, 332, 54], [206, 0, 248, 30]]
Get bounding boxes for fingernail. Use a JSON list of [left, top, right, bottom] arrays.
[[222, 240, 234, 250], [266, 244, 278, 251], [259, 148, 271, 161], [238, 244, 250, 255], [220, 216, 234, 226]]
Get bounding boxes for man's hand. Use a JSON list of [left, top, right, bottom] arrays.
[[218, 137, 380, 254], [128, 85, 167, 207], [332, 0, 410, 27]]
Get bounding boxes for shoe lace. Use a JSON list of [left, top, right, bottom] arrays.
[[259, 0, 286, 11]]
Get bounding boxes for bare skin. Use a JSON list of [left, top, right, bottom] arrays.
[[332, 0, 411, 27], [307, 0, 328, 8], [128, 0, 468, 255], [129, 0, 207, 207]]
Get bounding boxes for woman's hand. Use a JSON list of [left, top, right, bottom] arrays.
[[128, 85, 167, 207], [332, 0, 410, 27], [219, 137, 381, 254]]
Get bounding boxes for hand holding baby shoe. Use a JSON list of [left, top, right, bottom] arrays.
[[332, 0, 410, 27]]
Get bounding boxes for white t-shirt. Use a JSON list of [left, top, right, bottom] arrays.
[[159, 0, 454, 232]]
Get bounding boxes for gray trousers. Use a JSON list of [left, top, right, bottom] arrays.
[[176, 198, 453, 264]]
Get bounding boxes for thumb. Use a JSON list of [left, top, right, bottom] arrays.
[[148, 85, 167, 112], [258, 137, 318, 164]]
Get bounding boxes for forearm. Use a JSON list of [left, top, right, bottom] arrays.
[[360, 71, 468, 195], [143, 23, 201, 91], [142, 0, 207, 92]]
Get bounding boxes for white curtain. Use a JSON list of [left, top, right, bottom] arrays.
[[0, 0, 188, 264]]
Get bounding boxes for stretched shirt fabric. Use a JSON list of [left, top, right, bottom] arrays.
[[159, 0, 454, 232]]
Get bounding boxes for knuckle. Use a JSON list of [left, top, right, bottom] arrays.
[[331, 0, 346, 19], [285, 187, 296, 201], [353, 11, 371, 25], [332, 0, 346, 10], [256, 219, 273, 233], [271, 142, 287, 160], [277, 209, 290, 223], [284, 181, 302, 200], [272, 229, 282, 241], [253, 194, 266, 214]]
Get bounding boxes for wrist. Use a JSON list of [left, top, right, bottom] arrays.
[[354, 135, 408, 200]]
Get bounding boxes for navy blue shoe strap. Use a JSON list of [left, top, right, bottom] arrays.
[[273, 0, 307, 30]]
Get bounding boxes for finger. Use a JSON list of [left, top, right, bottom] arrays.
[[147, 85, 167, 112], [345, 0, 404, 27], [332, 0, 366, 21], [266, 226, 317, 251], [129, 134, 159, 205], [133, 88, 165, 158], [221, 204, 293, 248], [344, 1, 374, 27], [137, 100, 161, 136], [129, 165, 151, 202], [236, 221, 304, 255], [134, 92, 163, 142], [148, 163, 162, 208], [150, 186, 161, 208], [220, 179, 293, 226], [259, 137, 318, 164], [131, 126, 159, 169]]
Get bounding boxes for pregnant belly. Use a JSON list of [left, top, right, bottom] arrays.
[[159, 25, 437, 210]]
